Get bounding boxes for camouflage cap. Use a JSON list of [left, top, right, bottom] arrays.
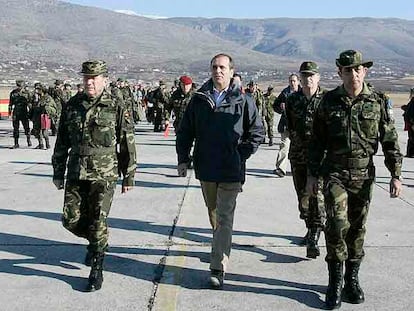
[[55, 79, 64, 86], [16, 80, 25, 87], [159, 80, 166, 86], [117, 77, 127, 82], [335, 50, 373, 68], [247, 80, 254, 87], [80, 60, 108, 76], [267, 85, 274, 91], [299, 61, 319, 74]]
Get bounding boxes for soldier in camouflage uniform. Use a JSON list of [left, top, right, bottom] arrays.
[[285, 62, 327, 259], [166, 75, 194, 131], [8, 80, 32, 148], [117, 78, 136, 124], [152, 80, 170, 132], [31, 84, 57, 149], [263, 86, 276, 146], [62, 83, 73, 103], [49, 79, 65, 135], [52, 60, 137, 292], [246, 81, 265, 140], [307, 50, 403, 309]]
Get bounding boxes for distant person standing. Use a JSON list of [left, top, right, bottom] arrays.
[[52, 60, 136, 292], [176, 53, 264, 289], [285, 62, 327, 258], [272, 74, 301, 177], [8, 79, 32, 148], [402, 87, 414, 157], [263, 85, 276, 146], [307, 50, 402, 309]]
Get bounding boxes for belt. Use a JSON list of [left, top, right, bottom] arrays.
[[78, 145, 115, 156], [328, 155, 372, 169]]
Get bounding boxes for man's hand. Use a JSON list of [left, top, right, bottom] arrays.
[[306, 175, 319, 196], [390, 177, 402, 198], [177, 163, 188, 177], [53, 179, 64, 190]]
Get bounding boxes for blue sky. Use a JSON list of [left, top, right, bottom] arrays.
[[64, 0, 414, 20]]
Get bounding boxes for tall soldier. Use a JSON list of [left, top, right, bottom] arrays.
[[246, 81, 265, 140], [263, 86, 276, 146], [307, 50, 402, 309], [52, 60, 136, 292], [285, 62, 327, 258], [8, 80, 32, 148]]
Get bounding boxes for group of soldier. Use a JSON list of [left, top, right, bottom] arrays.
[[8, 79, 82, 149], [6, 50, 406, 310]]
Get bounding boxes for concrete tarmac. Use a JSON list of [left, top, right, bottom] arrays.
[[0, 109, 413, 311]]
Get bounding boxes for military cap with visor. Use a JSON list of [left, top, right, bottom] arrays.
[[335, 50, 373, 68], [299, 61, 319, 74], [80, 60, 108, 76]]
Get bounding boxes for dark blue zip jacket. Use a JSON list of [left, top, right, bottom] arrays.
[[176, 79, 264, 182]]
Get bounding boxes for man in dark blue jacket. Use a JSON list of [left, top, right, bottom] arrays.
[[176, 53, 264, 289]]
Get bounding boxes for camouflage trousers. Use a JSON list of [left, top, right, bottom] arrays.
[[62, 179, 116, 253], [264, 115, 274, 139], [291, 163, 325, 228], [323, 173, 373, 262]]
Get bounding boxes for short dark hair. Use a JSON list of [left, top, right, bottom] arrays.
[[233, 73, 242, 80], [210, 53, 234, 69]]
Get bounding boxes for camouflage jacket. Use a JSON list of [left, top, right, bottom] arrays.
[[62, 90, 73, 104], [49, 87, 64, 115], [31, 94, 56, 129], [286, 87, 327, 164], [263, 92, 276, 119], [246, 89, 265, 117], [166, 88, 194, 128], [308, 83, 402, 178], [52, 89, 136, 185], [9, 88, 31, 118]]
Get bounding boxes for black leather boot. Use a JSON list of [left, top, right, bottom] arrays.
[[84, 250, 93, 267], [342, 260, 365, 304], [306, 227, 322, 259], [86, 252, 104, 292], [326, 261, 343, 310]]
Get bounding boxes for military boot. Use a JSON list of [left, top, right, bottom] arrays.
[[268, 137, 273, 146], [306, 227, 322, 259], [11, 138, 19, 149], [86, 252, 104, 292], [326, 261, 343, 310], [35, 138, 44, 149], [342, 260, 365, 304], [299, 228, 310, 246], [27, 135, 32, 147], [84, 249, 93, 267]]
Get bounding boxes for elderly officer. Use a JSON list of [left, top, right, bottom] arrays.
[[52, 60, 136, 292], [307, 50, 402, 309]]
